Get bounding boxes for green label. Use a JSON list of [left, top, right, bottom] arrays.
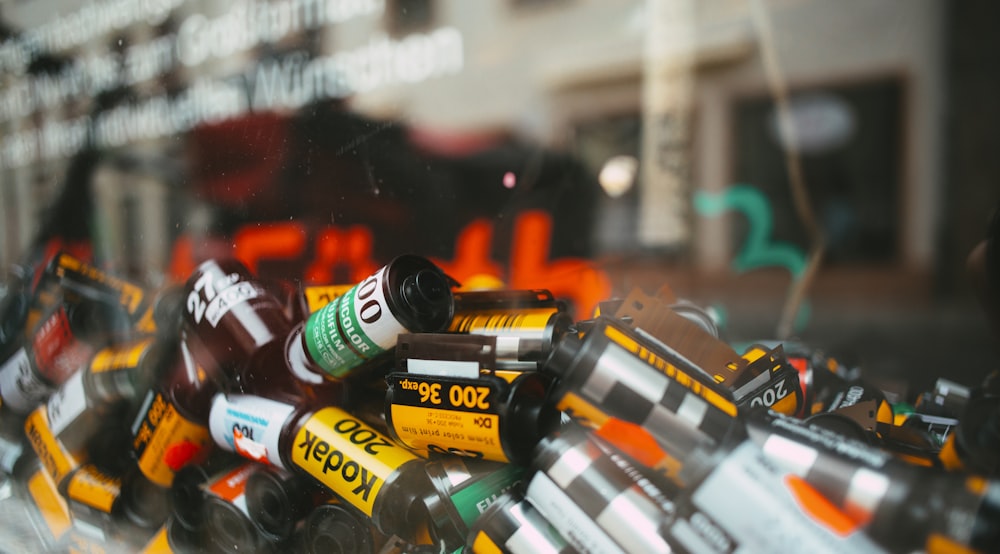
[[304, 272, 392, 379], [452, 464, 526, 526]]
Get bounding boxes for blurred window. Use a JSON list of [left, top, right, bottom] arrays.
[[732, 79, 903, 265], [571, 112, 642, 254]]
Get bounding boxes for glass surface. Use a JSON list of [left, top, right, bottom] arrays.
[[1, 0, 999, 551]]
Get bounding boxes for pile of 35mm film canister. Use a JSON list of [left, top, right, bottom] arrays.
[[0, 251, 998, 553]]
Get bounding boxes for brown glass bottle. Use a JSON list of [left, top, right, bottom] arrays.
[[181, 258, 336, 405]]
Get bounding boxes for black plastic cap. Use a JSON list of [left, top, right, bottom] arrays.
[[540, 330, 583, 379], [401, 269, 451, 323], [122, 472, 170, 530], [304, 503, 374, 554], [168, 464, 211, 531], [384, 255, 455, 333], [245, 467, 310, 540], [205, 496, 266, 554]]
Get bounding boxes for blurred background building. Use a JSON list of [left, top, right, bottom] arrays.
[[1, 0, 999, 392]]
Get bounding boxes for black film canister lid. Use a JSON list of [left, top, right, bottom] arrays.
[[165, 517, 203, 553], [245, 466, 315, 540], [121, 472, 170, 530], [205, 495, 269, 554], [540, 328, 583, 380], [505, 372, 561, 463], [168, 464, 211, 531], [303, 503, 374, 554], [385, 256, 454, 333]]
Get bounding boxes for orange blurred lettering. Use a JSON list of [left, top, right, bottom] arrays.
[[431, 219, 502, 286], [234, 223, 307, 274], [166, 210, 611, 316]]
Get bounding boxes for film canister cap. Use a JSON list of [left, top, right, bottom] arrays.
[[401, 269, 451, 324], [245, 468, 313, 540], [382, 255, 455, 333], [122, 473, 170, 529], [205, 496, 265, 554], [169, 464, 211, 531], [541, 331, 583, 378], [304, 503, 374, 554]]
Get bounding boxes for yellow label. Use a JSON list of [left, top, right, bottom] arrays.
[[771, 391, 799, 415], [390, 404, 508, 462], [925, 533, 980, 554], [291, 406, 420, 516], [965, 476, 988, 495], [25, 407, 78, 484], [894, 452, 936, 468], [490, 370, 524, 384], [604, 324, 738, 418], [135, 394, 211, 487], [140, 526, 172, 554], [471, 531, 504, 554], [876, 401, 894, 425], [938, 434, 965, 471], [449, 309, 556, 333], [304, 285, 353, 313], [90, 338, 154, 373], [134, 305, 158, 335], [394, 376, 494, 411], [27, 468, 72, 541], [556, 391, 610, 428], [66, 466, 121, 513], [58, 254, 146, 315]]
